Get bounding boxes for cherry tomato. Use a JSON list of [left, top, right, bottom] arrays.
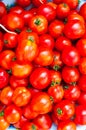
[[62, 0, 79, 9], [47, 2, 57, 10], [53, 0, 62, 4], [16, 0, 31, 7], [0, 1, 6, 18], [80, 3, 86, 21], [78, 92, 86, 105], [79, 57, 86, 74], [9, 6, 24, 14], [32, 0, 47, 7], [0, 116, 9, 130], [21, 122, 38, 130], [78, 75, 86, 92]]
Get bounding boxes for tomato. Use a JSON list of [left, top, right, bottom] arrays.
[[29, 15, 48, 35], [21, 122, 38, 130], [23, 105, 38, 120], [58, 120, 76, 130], [56, 3, 70, 19], [79, 57, 86, 74], [16, 0, 31, 7], [62, 46, 80, 66], [12, 87, 31, 107], [0, 1, 6, 18], [30, 67, 51, 90], [11, 61, 33, 78], [34, 46, 53, 66], [80, 3, 86, 21], [47, 2, 57, 10], [39, 34, 55, 49], [30, 92, 52, 114], [4, 104, 22, 124], [32, 0, 47, 7], [62, 0, 79, 9], [63, 84, 81, 101], [6, 12, 24, 31], [53, 0, 62, 4], [3, 32, 18, 48], [9, 6, 24, 14], [0, 86, 13, 105], [78, 92, 86, 105], [76, 38, 86, 57], [64, 20, 85, 39], [0, 116, 9, 130], [10, 76, 29, 89], [55, 36, 72, 51], [78, 75, 86, 92], [48, 84, 64, 103], [33, 114, 52, 129], [54, 100, 75, 121], [49, 20, 64, 38], [0, 68, 9, 89], [62, 66, 80, 84], [37, 4, 56, 22], [74, 105, 86, 125]]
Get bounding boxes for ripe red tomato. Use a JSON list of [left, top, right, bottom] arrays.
[[78, 75, 86, 92], [30, 67, 51, 89], [78, 92, 86, 105], [9, 6, 24, 14], [0, 116, 9, 130], [16, 0, 31, 7], [0, 2, 6, 18], [79, 57, 86, 74], [32, 0, 47, 7], [47, 2, 57, 10], [21, 122, 38, 130], [62, 0, 79, 9], [80, 3, 86, 21]]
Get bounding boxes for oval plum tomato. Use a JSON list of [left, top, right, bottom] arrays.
[[6, 12, 24, 31], [11, 61, 33, 78], [63, 84, 81, 101], [0, 86, 13, 105], [78, 75, 86, 92], [32, 0, 47, 7], [62, 0, 79, 9], [16, 0, 31, 7], [4, 104, 22, 124], [0, 68, 9, 89], [48, 20, 64, 38], [23, 105, 38, 120], [21, 122, 38, 130], [9, 6, 24, 14], [78, 92, 86, 105], [55, 36, 72, 51], [79, 57, 86, 74], [76, 39, 86, 56], [10, 76, 29, 89], [12, 87, 31, 107], [64, 20, 85, 39], [30, 67, 50, 90], [62, 46, 80, 66], [56, 3, 70, 19], [0, 1, 6, 18], [58, 120, 76, 130], [79, 3, 86, 21], [48, 84, 64, 103], [0, 50, 16, 70], [35, 46, 53, 66], [33, 114, 52, 129], [39, 34, 55, 49], [37, 4, 56, 22], [0, 116, 9, 130], [3, 32, 18, 48], [29, 15, 48, 35], [74, 105, 86, 125], [54, 100, 75, 121], [62, 66, 79, 84], [30, 92, 52, 114]]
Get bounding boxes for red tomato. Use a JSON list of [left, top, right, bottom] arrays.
[[4, 104, 22, 124], [53, 0, 62, 4], [21, 122, 38, 130], [54, 100, 75, 121], [62, 66, 80, 84], [0, 116, 9, 130], [16, 0, 31, 7], [79, 57, 86, 74], [80, 3, 86, 21], [9, 6, 24, 14], [30, 92, 52, 114], [37, 4, 56, 21], [32, 0, 47, 7], [30, 67, 51, 89], [47, 2, 57, 10], [62, 0, 79, 9], [78, 92, 86, 105], [0, 86, 13, 105], [78, 75, 86, 92], [12, 87, 31, 107], [0, 2, 6, 18], [62, 46, 80, 66], [74, 105, 86, 125]]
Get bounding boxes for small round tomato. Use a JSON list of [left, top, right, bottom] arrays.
[[30, 92, 52, 114], [16, 0, 31, 7], [56, 3, 70, 19], [62, 46, 80, 66], [0, 86, 13, 105], [4, 104, 22, 124], [21, 122, 38, 130], [62, 66, 79, 84], [37, 4, 56, 21], [53, 0, 62, 4], [0, 116, 9, 130], [47, 2, 57, 10], [32, 0, 47, 7], [78, 75, 86, 92], [49, 20, 64, 38], [29, 15, 48, 35], [30, 67, 50, 90], [33, 114, 52, 129], [3, 32, 18, 48], [78, 92, 86, 105], [9, 6, 24, 14], [79, 57, 86, 74], [62, 0, 79, 9], [0, 2, 6, 18], [54, 100, 75, 121], [12, 87, 31, 107], [80, 3, 86, 21]]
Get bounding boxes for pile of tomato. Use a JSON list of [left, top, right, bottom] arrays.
[[0, 0, 86, 129]]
